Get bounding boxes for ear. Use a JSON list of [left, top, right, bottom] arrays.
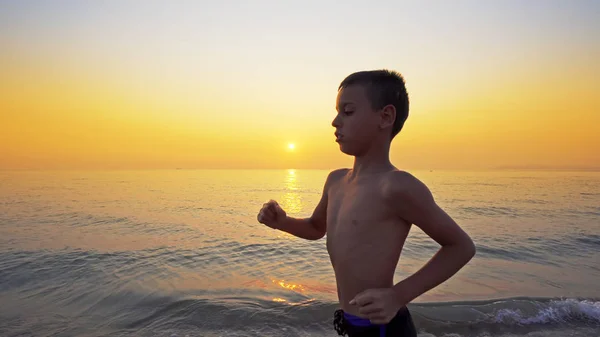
[[379, 104, 396, 130]]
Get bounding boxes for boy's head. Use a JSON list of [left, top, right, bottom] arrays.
[[333, 69, 409, 155]]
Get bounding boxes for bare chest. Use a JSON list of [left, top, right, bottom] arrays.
[[326, 183, 392, 242], [325, 180, 410, 272]]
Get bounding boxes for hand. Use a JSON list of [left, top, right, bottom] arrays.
[[349, 288, 405, 325], [257, 199, 287, 229]]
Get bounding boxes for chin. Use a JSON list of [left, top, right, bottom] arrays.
[[338, 143, 358, 156]]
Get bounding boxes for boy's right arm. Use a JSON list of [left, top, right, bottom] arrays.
[[257, 169, 343, 240]]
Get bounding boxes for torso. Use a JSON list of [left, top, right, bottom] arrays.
[[326, 169, 412, 316]]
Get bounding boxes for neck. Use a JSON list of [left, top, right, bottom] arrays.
[[351, 140, 394, 177]]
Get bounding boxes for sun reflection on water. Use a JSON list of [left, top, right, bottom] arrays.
[[272, 278, 306, 293], [281, 169, 303, 215]]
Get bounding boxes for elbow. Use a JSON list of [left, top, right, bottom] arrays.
[[464, 237, 476, 261], [468, 241, 477, 259], [307, 218, 326, 240], [308, 229, 326, 241], [446, 236, 476, 261], [457, 230, 476, 261]]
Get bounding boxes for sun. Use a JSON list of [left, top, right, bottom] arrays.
[[288, 143, 295, 150]]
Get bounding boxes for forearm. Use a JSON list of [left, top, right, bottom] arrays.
[[276, 216, 325, 240], [393, 241, 475, 304]]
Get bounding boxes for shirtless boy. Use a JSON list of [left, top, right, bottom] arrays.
[[257, 70, 476, 336]]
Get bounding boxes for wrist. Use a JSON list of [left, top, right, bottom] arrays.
[[392, 279, 417, 306], [275, 215, 288, 230]]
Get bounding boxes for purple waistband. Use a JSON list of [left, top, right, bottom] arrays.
[[343, 312, 373, 326], [343, 312, 386, 336]]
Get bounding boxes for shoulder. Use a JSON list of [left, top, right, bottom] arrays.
[[381, 170, 443, 225], [381, 170, 434, 208], [326, 168, 349, 184]]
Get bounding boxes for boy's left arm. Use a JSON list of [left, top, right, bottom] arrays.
[[350, 172, 476, 323], [389, 171, 476, 302]]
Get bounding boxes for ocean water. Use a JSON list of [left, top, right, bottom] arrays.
[[0, 169, 599, 337]]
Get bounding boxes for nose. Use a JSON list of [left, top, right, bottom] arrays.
[[331, 113, 342, 128]]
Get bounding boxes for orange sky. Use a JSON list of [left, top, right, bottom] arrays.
[[1, 2, 599, 170]]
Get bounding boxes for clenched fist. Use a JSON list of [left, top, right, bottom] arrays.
[[257, 199, 287, 229]]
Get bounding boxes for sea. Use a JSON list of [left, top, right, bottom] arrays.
[[0, 169, 599, 337]]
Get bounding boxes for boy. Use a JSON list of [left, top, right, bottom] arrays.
[[257, 70, 476, 336]]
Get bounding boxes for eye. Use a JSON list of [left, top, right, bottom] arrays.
[[343, 110, 354, 116]]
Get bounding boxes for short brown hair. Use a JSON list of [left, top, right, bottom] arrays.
[[339, 69, 409, 138]]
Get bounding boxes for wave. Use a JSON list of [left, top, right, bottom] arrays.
[[2, 247, 599, 336], [99, 295, 600, 337], [413, 297, 600, 336]]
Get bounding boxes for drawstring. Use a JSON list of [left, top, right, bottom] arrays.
[[333, 309, 347, 336], [333, 309, 387, 336]]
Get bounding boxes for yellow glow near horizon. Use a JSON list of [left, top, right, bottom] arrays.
[[1, 2, 599, 170]]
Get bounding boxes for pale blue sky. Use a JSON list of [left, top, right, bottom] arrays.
[[3, 1, 597, 112], [2, 1, 598, 76]]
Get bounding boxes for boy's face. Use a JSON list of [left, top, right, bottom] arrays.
[[332, 84, 382, 156]]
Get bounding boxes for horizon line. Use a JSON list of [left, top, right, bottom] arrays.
[[1, 166, 599, 172]]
